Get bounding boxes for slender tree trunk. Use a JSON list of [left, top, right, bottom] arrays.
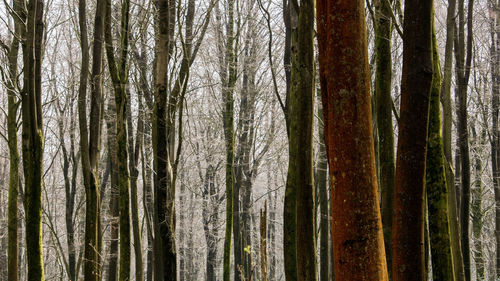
[[282, 1, 296, 279], [219, 1, 238, 280], [106, 96, 120, 281], [471, 128, 484, 280], [78, 0, 106, 279], [288, 0, 317, 280], [21, 1, 45, 280], [153, 0, 177, 279], [260, 204, 268, 281], [317, 1, 389, 280], [6, 1, 22, 279], [391, 0, 433, 279], [426, 17, 455, 281], [454, 0, 474, 279], [374, 0, 395, 274], [441, 1, 465, 279]]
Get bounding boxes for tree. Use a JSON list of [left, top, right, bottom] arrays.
[[374, 0, 395, 273], [20, 0, 46, 280], [153, 0, 177, 279], [391, 0, 433, 280], [441, 0, 466, 279], [103, 0, 133, 278], [287, 0, 317, 279], [453, 0, 474, 278], [317, 0, 389, 280], [426, 15, 455, 281], [3, 1, 22, 280], [217, 0, 238, 280], [77, 0, 106, 279]]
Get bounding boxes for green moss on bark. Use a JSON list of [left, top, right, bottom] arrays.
[[425, 17, 455, 281]]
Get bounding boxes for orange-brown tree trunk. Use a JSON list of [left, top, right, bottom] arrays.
[[316, 1, 388, 280], [391, 0, 434, 280]]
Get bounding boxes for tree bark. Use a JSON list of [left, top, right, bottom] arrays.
[[77, 0, 106, 279], [453, 0, 474, 279], [21, 1, 46, 280], [391, 0, 433, 279], [374, 0, 395, 274], [288, 0, 316, 280], [6, 1, 22, 279], [317, 1, 389, 280], [426, 17, 455, 281], [441, 0, 466, 279]]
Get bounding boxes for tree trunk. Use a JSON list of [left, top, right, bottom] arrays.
[[218, 1, 238, 280], [260, 204, 268, 281], [454, 0, 474, 279], [489, 0, 500, 277], [153, 0, 177, 279], [441, 0, 465, 279], [374, 0, 395, 274], [471, 128, 484, 280], [6, 1, 22, 279], [426, 17, 455, 281], [288, 0, 316, 280], [78, 0, 106, 279], [21, 1, 46, 280], [391, 0, 433, 279], [317, 1, 389, 280]]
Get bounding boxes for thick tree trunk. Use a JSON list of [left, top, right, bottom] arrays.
[[426, 19, 455, 281], [391, 0, 433, 279], [317, 1, 389, 280]]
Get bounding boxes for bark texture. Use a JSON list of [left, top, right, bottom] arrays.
[[391, 0, 433, 279], [317, 0, 388, 280]]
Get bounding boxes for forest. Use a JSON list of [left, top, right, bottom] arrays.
[[0, 0, 496, 280]]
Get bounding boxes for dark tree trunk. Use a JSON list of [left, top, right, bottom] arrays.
[[391, 0, 433, 279]]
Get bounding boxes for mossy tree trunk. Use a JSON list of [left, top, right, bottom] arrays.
[[425, 16, 455, 281], [216, 1, 238, 280], [317, 0, 389, 280], [441, 0, 466, 279], [391, 0, 433, 279]]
